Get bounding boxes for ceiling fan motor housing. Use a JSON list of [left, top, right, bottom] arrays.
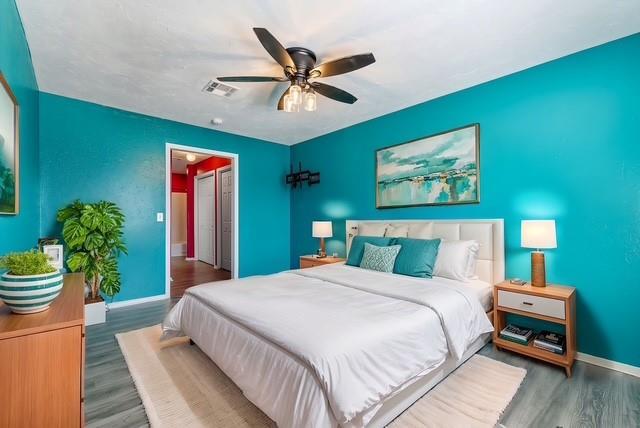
[[286, 47, 317, 83]]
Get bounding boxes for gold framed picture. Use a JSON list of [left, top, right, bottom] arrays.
[[376, 124, 479, 208], [0, 73, 19, 215]]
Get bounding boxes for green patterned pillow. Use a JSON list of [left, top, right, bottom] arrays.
[[360, 243, 402, 273]]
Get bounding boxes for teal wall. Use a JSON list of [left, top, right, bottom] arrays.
[[39, 93, 291, 302], [0, 0, 40, 253], [291, 34, 640, 366]]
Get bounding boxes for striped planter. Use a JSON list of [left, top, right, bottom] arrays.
[[0, 271, 64, 314]]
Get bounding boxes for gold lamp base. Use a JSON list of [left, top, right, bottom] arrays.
[[531, 251, 547, 287]]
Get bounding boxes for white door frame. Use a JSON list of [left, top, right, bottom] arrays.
[[194, 170, 216, 266], [165, 143, 239, 298], [216, 165, 232, 268]]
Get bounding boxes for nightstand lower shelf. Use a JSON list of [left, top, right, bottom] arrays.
[[494, 337, 575, 375]]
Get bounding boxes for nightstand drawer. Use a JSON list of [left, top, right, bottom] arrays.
[[299, 256, 346, 269], [300, 259, 324, 269], [498, 290, 565, 319]]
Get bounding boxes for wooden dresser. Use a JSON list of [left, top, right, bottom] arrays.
[[0, 273, 85, 428]]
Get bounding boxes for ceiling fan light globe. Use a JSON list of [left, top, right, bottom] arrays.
[[304, 91, 317, 112], [283, 94, 295, 113], [290, 84, 302, 105]]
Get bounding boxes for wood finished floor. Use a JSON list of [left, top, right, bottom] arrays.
[[170, 256, 231, 298], [86, 300, 640, 428]]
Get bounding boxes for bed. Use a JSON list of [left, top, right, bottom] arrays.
[[162, 219, 504, 427]]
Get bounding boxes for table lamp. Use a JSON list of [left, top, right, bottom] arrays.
[[312, 221, 332, 258], [521, 220, 557, 287]]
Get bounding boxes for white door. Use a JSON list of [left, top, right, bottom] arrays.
[[220, 168, 233, 271], [197, 174, 215, 265]]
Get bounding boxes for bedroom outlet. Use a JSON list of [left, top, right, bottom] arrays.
[[156, 212, 164, 222]]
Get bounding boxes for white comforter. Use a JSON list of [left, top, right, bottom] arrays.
[[162, 264, 493, 427]]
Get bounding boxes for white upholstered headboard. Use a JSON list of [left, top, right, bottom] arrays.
[[345, 219, 505, 284]]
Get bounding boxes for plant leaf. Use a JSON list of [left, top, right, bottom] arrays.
[[80, 205, 102, 231], [56, 200, 84, 223], [99, 257, 121, 297], [84, 233, 105, 251], [67, 251, 89, 272], [62, 219, 88, 250]]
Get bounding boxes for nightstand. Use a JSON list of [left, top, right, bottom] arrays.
[[493, 281, 576, 376], [299, 255, 346, 269]]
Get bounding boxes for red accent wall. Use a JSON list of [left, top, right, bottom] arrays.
[[171, 173, 187, 193], [186, 156, 232, 258]]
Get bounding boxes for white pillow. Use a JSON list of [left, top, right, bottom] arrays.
[[433, 240, 480, 281], [408, 222, 434, 239], [358, 223, 389, 237], [385, 224, 409, 238]]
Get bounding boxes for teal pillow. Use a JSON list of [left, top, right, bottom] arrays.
[[360, 243, 402, 273], [392, 238, 441, 278], [346, 236, 394, 266]]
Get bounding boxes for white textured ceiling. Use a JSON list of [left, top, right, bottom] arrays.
[[16, 0, 640, 145], [171, 150, 213, 174]]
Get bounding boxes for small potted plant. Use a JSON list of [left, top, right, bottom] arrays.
[[57, 200, 127, 325], [0, 250, 64, 314]]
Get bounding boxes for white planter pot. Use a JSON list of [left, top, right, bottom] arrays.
[[85, 299, 106, 325], [0, 270, 64, 314]]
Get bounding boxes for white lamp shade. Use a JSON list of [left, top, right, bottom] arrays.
[[521, 220, 557, 249], [312, 221, 332, 238]]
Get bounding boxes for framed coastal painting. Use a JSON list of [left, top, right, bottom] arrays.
[[0, 73, 19, 215], [376, 124, 479, 208]]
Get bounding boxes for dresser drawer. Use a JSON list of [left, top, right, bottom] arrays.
[[497, 290, 565, 319]]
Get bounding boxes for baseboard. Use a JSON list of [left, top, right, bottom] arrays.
[[107, 294, 168, 309], [577, 352, 640, 378]]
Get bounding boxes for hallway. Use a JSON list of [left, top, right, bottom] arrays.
[[170, 257, 231, 298]]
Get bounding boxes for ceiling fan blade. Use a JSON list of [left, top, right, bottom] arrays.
[[217, 76, 288, 82], [311, 53, 375, 78], [253, 28, 296, 72], [310, 82, 357, 104], [277, 86, 289, 110]]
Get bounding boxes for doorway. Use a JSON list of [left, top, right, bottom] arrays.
[[166, 144, 238, 298]]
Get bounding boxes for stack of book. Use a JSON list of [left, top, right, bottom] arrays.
[[533, 330, 566, 355], [499, 324, 534, 345]]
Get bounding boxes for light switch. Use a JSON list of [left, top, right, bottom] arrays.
[[156, 212, 164, 222]]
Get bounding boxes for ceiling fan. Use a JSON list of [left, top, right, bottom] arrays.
[[217, 28, 376, 112]]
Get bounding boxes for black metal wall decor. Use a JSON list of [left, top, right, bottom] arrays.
[[286, 162, 320, 188]]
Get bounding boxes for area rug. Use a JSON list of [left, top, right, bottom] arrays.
[[116, 325, 526, 427]]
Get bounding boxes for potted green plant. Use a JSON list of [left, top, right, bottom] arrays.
[[0, 250, 64, 314], [57, 200, 127, 325]]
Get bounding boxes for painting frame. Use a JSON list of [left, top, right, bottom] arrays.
[[375, 124, 480, 209], [0, 72, 19, 215]]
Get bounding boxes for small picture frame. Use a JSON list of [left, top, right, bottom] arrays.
[[42, 244, 64, 270]]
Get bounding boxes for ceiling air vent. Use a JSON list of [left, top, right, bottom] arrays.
[[202, 80, 238, 97]]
